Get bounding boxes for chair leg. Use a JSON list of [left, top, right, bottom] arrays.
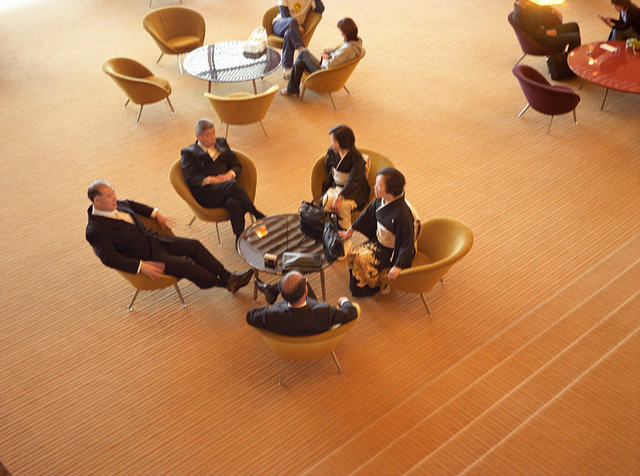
[[572, 109, 577, 125], [514, 53, 526, 66], [124, 99, 130, 108], [328, 93, 337, 111], [331, 351, 344, 375], [419, 293, 432, 317], [225, 123, 229, 139], [546, 115, 554, 135], [215, 222, 222, 247], [136, 105, 144, 124], [173, 283, 186, 307], [177, 54, 183, 74], [343, 85, 350, 95], [518, 103, 530, 118], [299, 87, 306, 103], [165, 97, 175, 115], [156, 52, 164, 65], [127, 289, 141, 312], [259, 120, 268, 137], [278, 360, 286, 386]]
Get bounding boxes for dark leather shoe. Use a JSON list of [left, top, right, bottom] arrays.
[[226, 269, 254, 293], [254, 277, 278, 304]]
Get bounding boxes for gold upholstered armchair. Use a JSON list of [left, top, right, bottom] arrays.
[[168, 151, 258, 246], [378, 218, 474, 317], [142, 6, 205, 73], [252, 304, 360, 386], [203, 85, 279, 138], [102, 57, 175, 124], [261, 6, 322, 50], [300, 49, 366, 110], [310, 147, 394, 222], [111, 216, 186, 311]]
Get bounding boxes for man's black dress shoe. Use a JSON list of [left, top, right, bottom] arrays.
[[254, 277, 278, 304], [226, 269, 254, 293]]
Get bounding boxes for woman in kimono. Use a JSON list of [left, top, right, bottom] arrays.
[[339, 167, 415, 296]]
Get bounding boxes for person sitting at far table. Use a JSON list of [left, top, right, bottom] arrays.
[[600, 0, 640, 41], [280, 17, 363, 97], [512, 0, 581, 52], [247, 271, 357, 336], [85, 180, 253, 293]]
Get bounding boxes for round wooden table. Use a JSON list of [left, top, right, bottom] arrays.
[[568, 41, 640, 110]]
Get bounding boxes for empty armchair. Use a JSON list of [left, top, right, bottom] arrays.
[[111, 217, 186, 311], [261, 6, 322, 50], [300, 50, 365, 110], [253, 304, 360, 386], [512, 64, 580, 134], [142, 6, 205, 73], [102, 57, 175, 124], [378, 218, 474, 317], [310, 147, 393, 222], [507, 12, 564, 66], [168, 151, 258, 246], [203, 85, 279, 138]]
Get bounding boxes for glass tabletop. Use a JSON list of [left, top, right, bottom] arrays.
[[568, 41, 640, 94], [183, 41, 281, 83], [237, 214, 326, 274]]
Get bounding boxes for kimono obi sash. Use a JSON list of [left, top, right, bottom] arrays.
[[376, 222, 395, 249], [332, 168, 349, 187]]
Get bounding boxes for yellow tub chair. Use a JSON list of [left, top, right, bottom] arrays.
[[168, 151, 257, 246], [253, 304, 360, 386], [203, 85, 279, 138], [142, 6, 205, 73], [378, 218, 474, 317], [111, 216, 186, 311], [102, 57, 174, 124], [300, 50, 366, 110]]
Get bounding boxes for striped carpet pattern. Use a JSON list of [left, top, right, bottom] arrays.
[[0, 0, 638, 474]]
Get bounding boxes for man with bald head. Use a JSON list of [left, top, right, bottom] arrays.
[[246, 271, 357, 336], [85, 180, 253, 293]]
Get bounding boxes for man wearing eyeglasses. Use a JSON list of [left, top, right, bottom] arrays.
[[246, 271, 357, 336]]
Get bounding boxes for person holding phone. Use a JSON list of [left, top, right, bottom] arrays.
[[599, 0, 640, 41]]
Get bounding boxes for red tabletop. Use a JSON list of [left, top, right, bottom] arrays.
[[568, 41, 640, 94]]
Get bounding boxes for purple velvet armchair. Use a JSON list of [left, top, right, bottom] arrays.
[[512, 64, 580, 134], [508, 12, 564, 66]]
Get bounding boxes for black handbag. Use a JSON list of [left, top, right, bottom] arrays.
[[322, 214, 345, 264], [282, 251, 322, 272], [299, 194, 330, 241], [546, 51, 575, 80]]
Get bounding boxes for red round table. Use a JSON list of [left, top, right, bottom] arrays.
[[568, 41, 640, 109]]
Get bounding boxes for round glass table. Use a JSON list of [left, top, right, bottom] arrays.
[[568, 41, 640, 109], [237, 214, 329, 301], [183, 41, 281, 93]]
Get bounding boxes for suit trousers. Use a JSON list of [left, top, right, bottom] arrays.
[[542, 22, 581, 52], [195, 179, 259, 238], [153, 236, 230, 289]]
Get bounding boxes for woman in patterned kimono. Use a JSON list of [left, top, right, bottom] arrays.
[[339, 167, 415, 297]]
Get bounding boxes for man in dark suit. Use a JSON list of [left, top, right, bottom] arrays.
[[513, 0, 581, 52], [246, 271, 357, 336], [85, 180, 253, 292], [180, 119, 265, 245], [600, 0, 640, 41]]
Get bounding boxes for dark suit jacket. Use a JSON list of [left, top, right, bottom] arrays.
[[85, 200, 174, 274], [321, 147, 370, 209], [246, 298, 357, 336], [612, 4, 640, 34], [513, 2, 563, 42], [180, 138, 242, 196]]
